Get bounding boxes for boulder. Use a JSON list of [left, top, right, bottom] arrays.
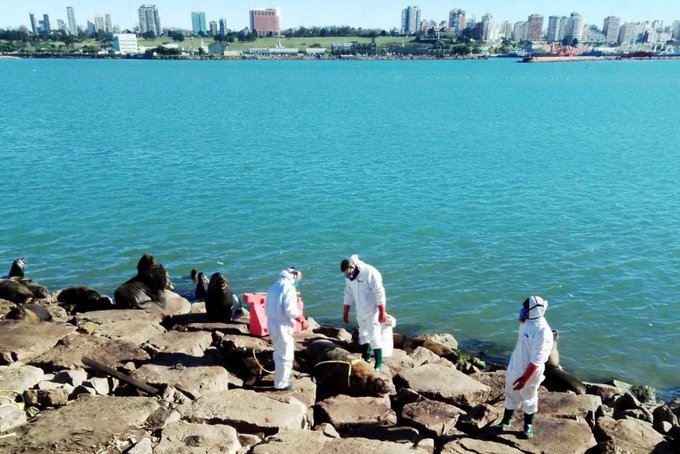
[[442, 437, 524, 453], [401, 398, 466, 437], [536, 391, 603, 425], [0, 403, 26, 433], [395, 363, 490, 408], [594, 415, 673, 453], [251, 429, 332, 454], [154, 421, 241, 454], [30, 333, 149, 371], [180, 389, 307, 435], [0, 320, 76, 364], [146, 330, 214, 356], [318, 436, 431, 453], [74, 309, 165, 345], [132, 364, 239, 399], [315, 395, 397, 431], [23, 388, 69, 408], [0, 363, 45, 393], [410, 346, 453, 368], [496, 416, 597, 453]]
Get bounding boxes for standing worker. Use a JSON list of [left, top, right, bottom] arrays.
[[265, 268, 308, 390], [494, 295, 554, 439], [340, 254, 387, 371]]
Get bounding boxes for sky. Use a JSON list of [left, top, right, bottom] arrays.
[[2, 1, 680, 31]]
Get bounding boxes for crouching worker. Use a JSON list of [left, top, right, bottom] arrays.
[[340, 255, 387, 372], [495, 295, 554, 439], [265, 268, 308, 390]]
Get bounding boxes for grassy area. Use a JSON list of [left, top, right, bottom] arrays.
[[138, 35, 416, 52]]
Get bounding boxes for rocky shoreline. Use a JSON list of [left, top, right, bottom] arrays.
[[1, 285, 680, 453]]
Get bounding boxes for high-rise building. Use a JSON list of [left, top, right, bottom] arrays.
[[209, 21, 218, 35], [94, 16, 105, 33], [40, 14, 51, 34], [29, 13, 39, 35], [105, 14, 112, 33], [66, 7, 77, 35], [448, 9, 465, 36], [192, 11, 207, 34], [401, 6, 421, 35], [513, 21, 528, 42], [527, 14, 544, 42], [546, 16, 566, 42], [138, 4, 161, 35], [57, 20, 67, 33], [603, 16, 621, 43], [219, 18, 227, 35], [564, 12, 584, 43], [249, 8, 280, 37]]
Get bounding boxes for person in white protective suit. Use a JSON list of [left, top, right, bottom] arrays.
[[340, 255, 387, 371], [265, 268, 308, 390], [494, 295, 554, 439]]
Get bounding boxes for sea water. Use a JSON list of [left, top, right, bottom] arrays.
[[1, 58, 679, 399]]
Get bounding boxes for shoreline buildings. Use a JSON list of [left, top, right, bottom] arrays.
[[249, 8, 281, 37], [138, 4, 161, 36]]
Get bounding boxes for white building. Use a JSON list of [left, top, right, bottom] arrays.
[[113, 33, 139, 55]]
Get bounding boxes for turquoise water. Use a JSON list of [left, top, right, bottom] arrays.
[[2, 58, 680, 399]]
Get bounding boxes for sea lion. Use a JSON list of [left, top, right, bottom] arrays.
[[57, 285, 114, 314], [306, 338, 391, 398], [113, 253, 170, 309], [5, 303, 53, 322], [205, 272, 244, 322], [0, 278, 36, 304], [12, 277, 50, 300], [542, 330, 586, 395], [194, 271, 209, 301], [4, 257, 25, 278]]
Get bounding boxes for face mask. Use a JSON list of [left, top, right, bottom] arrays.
[[344, 273, 353, 279], [519, 297, 543, 321]]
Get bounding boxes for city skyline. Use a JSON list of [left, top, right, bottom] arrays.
[[2, 1, 680, 32]]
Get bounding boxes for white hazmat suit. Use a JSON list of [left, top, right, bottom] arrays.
[[265, 269, 301, 389], [504, 295, 554, 414], [343, 255, 386, 349]]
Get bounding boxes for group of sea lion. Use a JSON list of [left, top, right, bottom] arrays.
[[190, 268, 244, 322]]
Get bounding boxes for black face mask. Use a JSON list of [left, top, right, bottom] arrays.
[[345, 266, 360, 281]]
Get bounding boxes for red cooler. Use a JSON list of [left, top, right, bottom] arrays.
[[243, 292, 304, 337]]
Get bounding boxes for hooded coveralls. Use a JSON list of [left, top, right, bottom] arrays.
[[504, 296, 554, 414], [343, 255, 386, 349], [265, 269, 300, 389]]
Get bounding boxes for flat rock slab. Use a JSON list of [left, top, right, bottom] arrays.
[[180, 388, 307, 435], [538, 391, 602, 420], [185, 321, 251, 335], [0, 363, 45, 394], [145, 290, 192, 316], [595, 416, 672, 453], [0, 395, 160, 453], [442, 437, 524, 453], [220, 333, 272, 354], [155, 421, 242, 454], [75, 309, 166, 344], [251, 429, 332, 454], [0, 320, 76, 364], [495, 415, 597, 453], [396, 363, 490, 408], [319, 436, 431, 453], [315, 395, 397, 430], [401, 398, 466, 437], [132, 364, 240, 399], [146, 330, 214, 356], [31, 333, 149, 371], [258, 375, 317, 408]]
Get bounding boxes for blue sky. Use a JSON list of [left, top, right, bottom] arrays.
[[2, 1, 680, 31]]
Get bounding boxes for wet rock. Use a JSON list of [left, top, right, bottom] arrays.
[[0, 320, 76, 364], [155, 420, 241, 454], [395, 363, 490, 408]]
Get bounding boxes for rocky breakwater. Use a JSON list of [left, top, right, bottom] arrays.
[[1, 290, 679, 453]]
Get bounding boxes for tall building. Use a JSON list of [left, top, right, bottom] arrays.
[[219, 18, 227, 35], [66, 6, 77, 35], [249, 8, 280, 37], [401, 6, 421, 35], [57, 19, 67, 33], [209, 21, 218, 35], [448, 9, 465, 35], [94, 15, 105, 33], [138, 4, 161, 35], [526, 14, 544, 42], [105, 14, 112, 33], [546, 16, 566, 42], [29, 13, 39, 35], [564, 12, 584, 43], [191, 11, 207, 34], [513, 21, 528, 42], [603, 16, 621, 43], [113, 33, 139, 54], [39, 14, 51, 34]]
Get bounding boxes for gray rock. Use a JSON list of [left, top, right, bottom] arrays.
[[74, 309, 166, 344], [0, 403, 27, 433], [132, 364, 238, 399], [146, 330, 213, 356], [82, 377, 112, 395], [180, 389, 307, 435], [415, 333, 459, 351], [0, 363, 44, 393], [31, 333, 149, 371], [382, 348, 415, 377], [410, 346, 453, 367], [0, 395, 160, 453], [653, 404, 679, 428], [497, 416, 597, 453], [53, 368, 89, 387], [23, 388, 69, 408], [595, 415, 673, 453], [396, 363, 490, 408], [320, 436, 431, 453], [442, 437, 524, 453], [401, 398, 466, 437], [251, 429, 332, 454], [537, 391, 603, 426], [315, 395, 397, 431], [155, 421, 241, 454], [0, 320, 76, 364], [584, 381, 621, 402], [127, 437, 153, 454]]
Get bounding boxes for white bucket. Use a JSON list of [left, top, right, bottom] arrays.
[[381, 314, 396, 357]]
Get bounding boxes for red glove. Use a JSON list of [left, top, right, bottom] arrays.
[[296, 316, 308, 331], [343, 305, 350, 324], [513, 362, 538, 390], [377, 305, 387, 323]]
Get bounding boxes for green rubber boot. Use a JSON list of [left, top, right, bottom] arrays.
[[492, 409, 514, 431], [523, 413, 535, 439], [361, 343, 372, 362], [374, 348, 383, 372]]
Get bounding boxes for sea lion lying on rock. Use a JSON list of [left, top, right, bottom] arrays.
[[306, 338, 392, 398], [0, 277, 49, 305], [57, 286, 114, 314], [5, 303, 53, 322], [205, 272, 244, 322], [542, 330, 586, 395], [114, 253, 171, 309]]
